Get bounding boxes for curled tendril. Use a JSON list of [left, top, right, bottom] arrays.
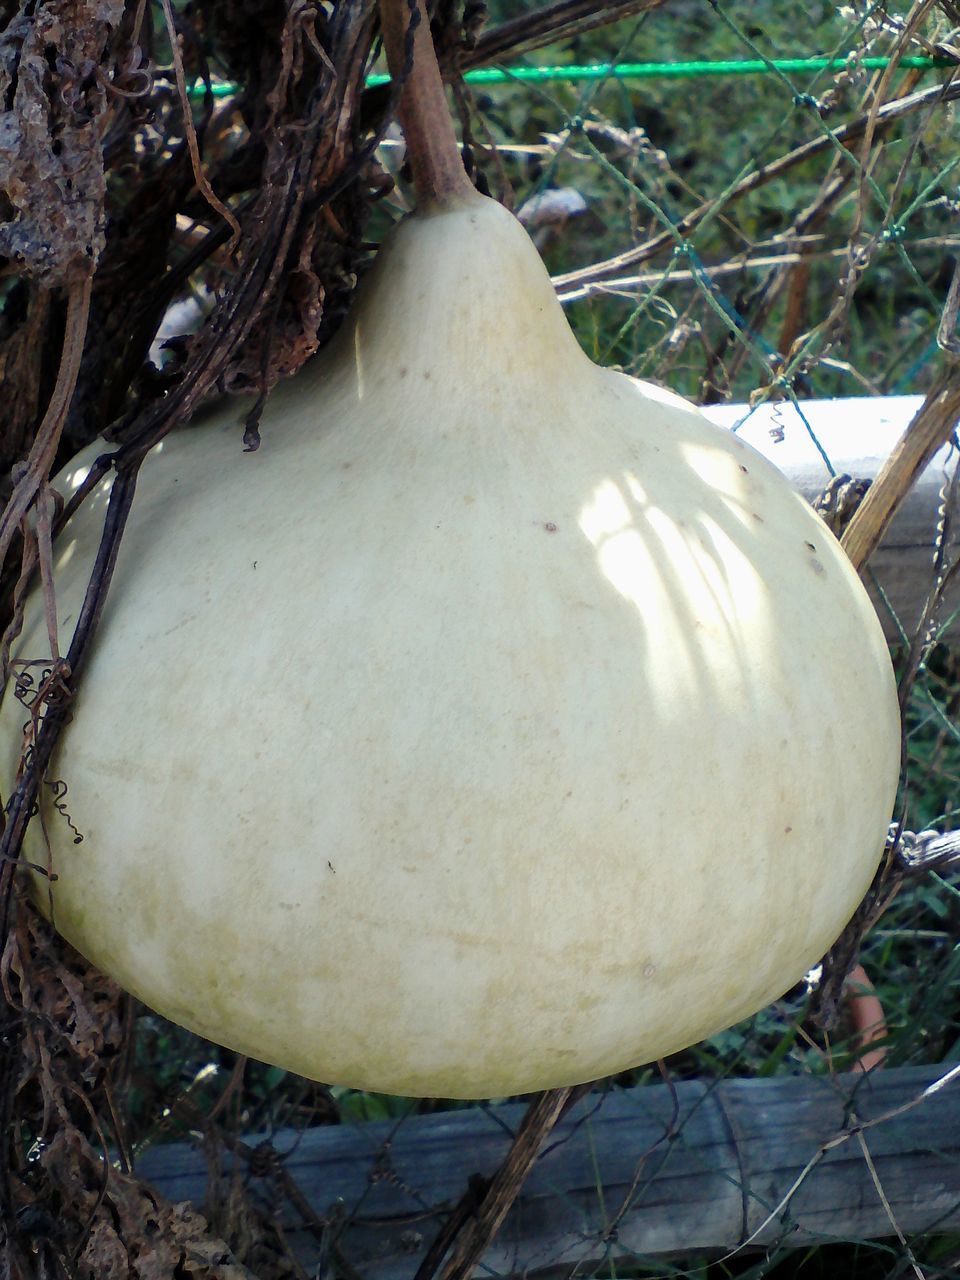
[[11, 660, 72, 714], [13, 668, 38, 707], [47, 779, 84, 845]]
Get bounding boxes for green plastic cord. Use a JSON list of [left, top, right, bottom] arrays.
[[189, 54, 952, 97]]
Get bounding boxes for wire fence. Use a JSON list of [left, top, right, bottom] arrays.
[[1, 1, 959, 1278]]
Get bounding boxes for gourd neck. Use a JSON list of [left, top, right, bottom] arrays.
[[329, 196, 590, 393]]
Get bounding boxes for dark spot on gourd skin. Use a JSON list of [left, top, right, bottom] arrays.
[[544, 522, 558, 533], [803, 541, 825, 575]]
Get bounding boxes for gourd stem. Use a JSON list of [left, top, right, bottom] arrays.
[[378, 0, 474, 206]]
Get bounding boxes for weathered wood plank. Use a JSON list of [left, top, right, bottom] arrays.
[[705, 396, 960, 640], [135, 1063, 960, 1277]]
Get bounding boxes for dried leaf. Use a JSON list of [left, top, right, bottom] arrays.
[[79, 1193, 260, 1280]]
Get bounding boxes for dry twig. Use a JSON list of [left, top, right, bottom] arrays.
[[433, 1088, 578, 1280], [554, 77, 960, 295], [841, 265, 960, 571]]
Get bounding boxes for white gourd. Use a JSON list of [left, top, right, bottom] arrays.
[[2, 188, 900, 1098]]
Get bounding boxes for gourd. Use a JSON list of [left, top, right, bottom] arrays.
[[1, 0, 900, 1099]]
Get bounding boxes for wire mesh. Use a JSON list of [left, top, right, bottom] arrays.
[[1, 1, 959, 1278]]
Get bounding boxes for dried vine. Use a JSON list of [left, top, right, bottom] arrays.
[[0, 0, 393, 1271]]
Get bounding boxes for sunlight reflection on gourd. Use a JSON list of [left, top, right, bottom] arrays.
[[577, 481, 651, 615], [679, 438, 741, 494], [678, 437, 776, 539], [56, 538, 77, 575], [578, 478, 633, 547], [622, 470, 646, 504], [578, 473, 772, 703], [578, 477, 695, 696], [64, 463, 91, 495], [682, 509, 767, 638]]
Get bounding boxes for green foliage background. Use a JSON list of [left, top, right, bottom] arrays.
[[471, 0, 957, 406]]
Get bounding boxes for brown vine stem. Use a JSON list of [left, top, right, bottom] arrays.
[[377, 0, 473, 206], [437, 1087, 577, 1280], [0, 276, 92, 574], [466, 0, 668, 66], [841, 260, 960, 574], [0, 469, 138, 934], [159, 0, 241, 256], [841, 366, 960, 572], [0, 34, 328, 932]]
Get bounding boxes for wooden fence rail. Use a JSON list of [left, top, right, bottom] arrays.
[[137, 1063, 960, 1277]]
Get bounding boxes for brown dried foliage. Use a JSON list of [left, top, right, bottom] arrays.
[[2, 897, 263, 1278], [0, 0, 392, 1272]]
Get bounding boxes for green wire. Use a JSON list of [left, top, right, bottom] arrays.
[[190, 54, 952, 96]]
